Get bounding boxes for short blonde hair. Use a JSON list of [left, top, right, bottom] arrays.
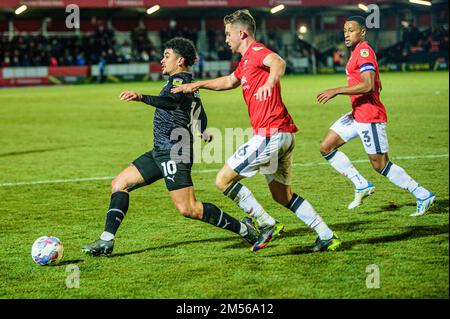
[[224, 9, 256, 36]]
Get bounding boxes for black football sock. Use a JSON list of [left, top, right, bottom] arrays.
[[201, 202, 242, 235], [103, 191, 130, 238]]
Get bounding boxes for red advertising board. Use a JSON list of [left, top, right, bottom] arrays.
[[48, 66, 89, 76], [0, 77, 49, 86]]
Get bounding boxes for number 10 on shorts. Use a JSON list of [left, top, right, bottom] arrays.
[[161, 160, 177, 176]]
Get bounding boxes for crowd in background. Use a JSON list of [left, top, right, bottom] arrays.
[[0, 24, 159, 67], [0, 20, 448, 68], [380, 23, 448, 64]]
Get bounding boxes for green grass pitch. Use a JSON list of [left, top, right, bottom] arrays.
[[0, 72, 448, 298]]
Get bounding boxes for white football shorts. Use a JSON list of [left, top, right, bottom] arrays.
[[330, 112, 389, 154], [227, 132, 295, 185]]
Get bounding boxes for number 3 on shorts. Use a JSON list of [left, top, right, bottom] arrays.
[[161, 160, 177, 176], [362, 130, 371, 147]]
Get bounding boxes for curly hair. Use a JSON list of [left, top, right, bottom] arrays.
[[163, 37, 197, 67]]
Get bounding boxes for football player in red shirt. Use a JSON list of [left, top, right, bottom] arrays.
[[173, 9, 341, 252], [317, 16, 435, 216]]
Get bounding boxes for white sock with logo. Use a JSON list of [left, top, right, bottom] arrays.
[[381, 162, 430, 199], [225, 182, 275, 228], [324, 150, 369, 189], [286, 194, 334, 240]]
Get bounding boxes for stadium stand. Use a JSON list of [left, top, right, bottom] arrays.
[[0, 0, 448, 86]]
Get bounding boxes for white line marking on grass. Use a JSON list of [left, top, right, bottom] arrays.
[[0, 154, 447, 187], [0, 176, 114, 187]]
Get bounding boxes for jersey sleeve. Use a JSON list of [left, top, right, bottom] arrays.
[[141, 95, 179, 110], [233, 61, 243, 81], [253, 46, 273, 67], [357, 46, 377, 74], [142, 76, 186, 110]]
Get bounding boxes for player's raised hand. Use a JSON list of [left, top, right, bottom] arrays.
[[316, 89, 338, 104], [254, 84, 272, 101], [119, 91, 142, 102], [171, 83, 196, 94]]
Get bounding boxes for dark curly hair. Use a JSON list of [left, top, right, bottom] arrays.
[[163, 37, 197, 67]]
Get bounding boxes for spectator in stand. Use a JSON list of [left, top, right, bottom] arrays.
[[333, 48, 344, 67], [440, 34, 449, 52], [98, 52, 107, 83], [76, 52, 86, 66], [410, 39, 424, 54], [2, 56, 10, 67], [50, 56, 58, 66], [197, 52, 204, 79], [120, 40, 132, 62]]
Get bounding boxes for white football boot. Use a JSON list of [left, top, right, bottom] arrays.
[[410, 193, 436, 217], [348, 183, 376, 209]]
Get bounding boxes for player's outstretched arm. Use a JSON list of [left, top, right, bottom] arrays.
[[119, 90, 180, 110], [316, 71, 375, 104], [255, 53, 286, 101], [171, 74, 240, 94], [119, 91, 143, 102]]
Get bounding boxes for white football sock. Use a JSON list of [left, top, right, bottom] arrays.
[[225, 183, 275, 228], [381, 162, 430, 199], [287, 194, 334, 240], [324, 150, 369, 189]]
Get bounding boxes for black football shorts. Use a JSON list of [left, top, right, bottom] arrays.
[[132, 149, 193, 191]]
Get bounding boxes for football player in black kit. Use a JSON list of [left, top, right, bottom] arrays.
[[82, 37, 259, 256]]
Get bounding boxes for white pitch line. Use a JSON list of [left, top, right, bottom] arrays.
[[0, 153, 447, 187], [0, 176, 115, 187]]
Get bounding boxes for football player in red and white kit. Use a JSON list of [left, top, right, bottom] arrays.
[[317, 16, 435, 216], [173, 9, 341, 252]]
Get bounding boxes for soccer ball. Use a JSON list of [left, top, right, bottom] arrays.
[[31, 236, 64, 266]]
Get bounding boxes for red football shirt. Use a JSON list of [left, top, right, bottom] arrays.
[[346, 41, 387, 123], [233, 41, 298, 136]]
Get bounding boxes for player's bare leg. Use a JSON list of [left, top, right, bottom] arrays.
[[82, 165, 146, 256], [168, 186, 259, 245], [266, 180, 340, 252], [320, 129, 374, 209], [371, 153, 435, 216], [320, 129, 346, 156], [368, 153, 389, 172], [216, 164, 276, 229], [268, 180, 293, 206]]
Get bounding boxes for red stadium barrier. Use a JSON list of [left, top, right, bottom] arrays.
[[13, 19, 42, 32], [144, 19, 170, 31], [112, 19, 139, 32], [0, 20, 7, 32], [48, 66, 90, 77], [149, 62, 161, 74], [0, 78, 49, 86]]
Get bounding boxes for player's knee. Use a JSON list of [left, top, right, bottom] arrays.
[[370, 159, 385, 173], [319, 143, 334, 156], [111, 177, 127, 193], [215, 173, 228, 193]]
